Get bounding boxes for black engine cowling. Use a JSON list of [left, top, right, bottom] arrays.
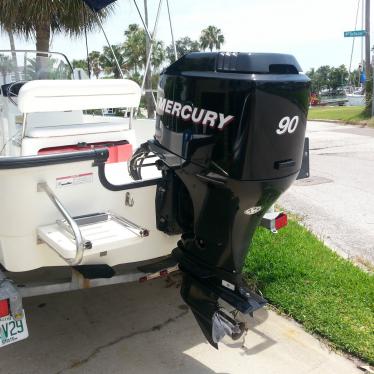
[[150, 52, 310, 347]]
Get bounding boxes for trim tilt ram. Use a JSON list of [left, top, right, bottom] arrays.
[[131, 52, 310, 347]]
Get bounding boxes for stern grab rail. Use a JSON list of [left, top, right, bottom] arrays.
[[0, 148, 109, 169], [37, 183, 92, 266]]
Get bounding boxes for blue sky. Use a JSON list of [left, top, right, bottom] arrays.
[[0, 0, 371, 72]]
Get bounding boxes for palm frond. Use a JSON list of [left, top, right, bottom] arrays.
[[0, 0, 116, 39]]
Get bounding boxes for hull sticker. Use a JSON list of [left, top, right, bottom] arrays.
[[56, 173, 93, 188]]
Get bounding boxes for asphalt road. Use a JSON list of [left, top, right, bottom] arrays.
[[0, 275, 360, 374], [279, 121, 374, 265]]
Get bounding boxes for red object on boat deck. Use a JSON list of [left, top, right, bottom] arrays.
[[38, 142, 133, 163], [0, 299, 10, 318], [106, 143, 133, 163]]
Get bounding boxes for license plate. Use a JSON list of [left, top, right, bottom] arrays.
[[0, 311, 29, 348]]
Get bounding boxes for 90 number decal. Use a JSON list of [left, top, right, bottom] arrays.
[[276, 116, 299, 135]]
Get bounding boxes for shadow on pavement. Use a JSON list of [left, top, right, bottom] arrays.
[[0, 273, 273, 374]]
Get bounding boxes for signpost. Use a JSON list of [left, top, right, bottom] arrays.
[[344, 30, 367, 37], [372, 54, 374, 117]]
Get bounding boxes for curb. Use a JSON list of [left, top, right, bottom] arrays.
[[308, 119, 368, 127]]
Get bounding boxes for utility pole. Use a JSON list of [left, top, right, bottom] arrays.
[[372, 55, 374, 116], [365, 0, 371, 77], [364, 0, 374, 116], [144, 0, 154, 118]]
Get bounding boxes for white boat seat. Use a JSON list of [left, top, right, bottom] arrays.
[[18, 79, 141, 113], [25, 121, 128, 138]]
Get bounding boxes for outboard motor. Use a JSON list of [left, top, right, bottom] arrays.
[[132, 52, 310, 347]]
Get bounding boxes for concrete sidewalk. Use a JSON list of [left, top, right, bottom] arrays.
[[0, 276, 361, 374], [280, 121, 374, 265]]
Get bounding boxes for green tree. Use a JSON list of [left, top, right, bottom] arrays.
[[72, 59, 89, 74], [88, 50, 102, 79], [122, 23, 165, 119], [307, 65, 350, 93], [123, 24, 144, 74], [349, 68, 361, 87], [122, 24, 165, 74], [0, 0, 114, 52], [199, 25, 225, 52], [306, 68, 317, 92], [315, 65, 330, 91], [0, 54, 13, 84], [328, 65, 349, 90], [99, 45, 126, 79], [166, 36, 200, 63]]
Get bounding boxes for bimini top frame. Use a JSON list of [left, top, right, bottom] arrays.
[[83, 0, 177, 107]]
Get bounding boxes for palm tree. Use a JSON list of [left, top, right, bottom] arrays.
[[122, 24, 165, 74], [199, 26, 225, 52], [99, 45, 127, 79], [0, 0, 115, 53], [122, 23, 166, 118], [123, 24, 145, 75], [88, 50, 102, 79], [166, 36, 200, 63], [0, 55, 13, 84]]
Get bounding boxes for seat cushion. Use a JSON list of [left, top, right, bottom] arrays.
[[21, 128, 137, 156], [25, 121, 128, 138]]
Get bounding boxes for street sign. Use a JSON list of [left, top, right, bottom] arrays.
[[344, 30, 367, 37]]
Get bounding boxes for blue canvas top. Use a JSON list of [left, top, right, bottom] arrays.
[[83, 0, 117, 12]]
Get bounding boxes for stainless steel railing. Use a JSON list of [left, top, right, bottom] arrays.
[[37, 182, 91, 266]]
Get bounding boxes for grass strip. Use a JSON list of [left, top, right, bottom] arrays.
[[308, 106, 371, 125], [244, 220, 374, 364]]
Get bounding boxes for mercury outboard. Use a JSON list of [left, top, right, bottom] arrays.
[[130, 52, 310, 347]]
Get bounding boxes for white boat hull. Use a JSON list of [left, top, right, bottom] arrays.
[[0, 159, 177, 272], [0, 76, 175, 273], [0, 116, 178, 272], [346, 94, 365, 106]]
